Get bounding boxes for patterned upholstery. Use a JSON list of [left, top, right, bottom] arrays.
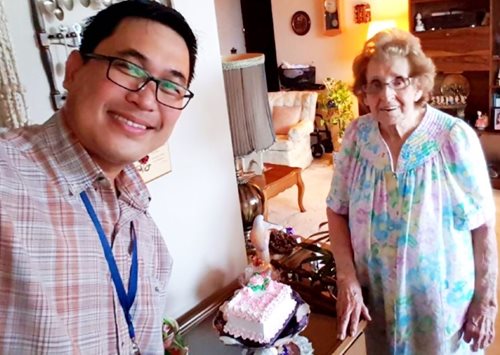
[[262, 91, 318, 169]]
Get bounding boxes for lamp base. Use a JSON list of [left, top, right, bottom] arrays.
[[237, 179, 264, 254]]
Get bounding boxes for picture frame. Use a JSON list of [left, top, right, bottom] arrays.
[[134, 143, 172, 183], [494, 108, 500, 130], [323, 0, 341, 35], [291, 11, 311, 36]]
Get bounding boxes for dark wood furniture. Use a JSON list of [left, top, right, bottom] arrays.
[[409, 0, 500, 187], [180, 279, 368, 355], [251, 163, 306, 219], [184, 310, 367, 354], [408, 0, 497, 125]]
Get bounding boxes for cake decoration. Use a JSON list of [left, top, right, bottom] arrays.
[[247, 274, 270, 292]]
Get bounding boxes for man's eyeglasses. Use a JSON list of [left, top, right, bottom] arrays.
[[82, 53, 194, 110], [362, 76, 412, 95]]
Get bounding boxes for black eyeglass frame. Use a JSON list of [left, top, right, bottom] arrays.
[[82, 52, 194, 110], [362, 76, 413, 95]]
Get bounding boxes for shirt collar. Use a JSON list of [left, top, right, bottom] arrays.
[[43, 112, 151, 210]]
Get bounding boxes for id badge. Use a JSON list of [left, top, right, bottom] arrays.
[[131, 339, 141, 355]]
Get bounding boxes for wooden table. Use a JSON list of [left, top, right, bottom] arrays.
[[251, 163, 306, 219], [181, 279, 368, 355]]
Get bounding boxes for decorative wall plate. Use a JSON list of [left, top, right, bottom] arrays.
[[291, 11, 311, 36]]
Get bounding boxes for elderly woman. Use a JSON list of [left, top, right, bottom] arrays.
[[326, 29, 498, 354]]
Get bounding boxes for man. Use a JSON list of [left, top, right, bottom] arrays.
[[0, 1, 197, 353]]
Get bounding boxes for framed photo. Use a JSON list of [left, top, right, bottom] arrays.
[[495, 108, 500, 130], [134, 143, 172, 184], [323, 0, 341, 35]]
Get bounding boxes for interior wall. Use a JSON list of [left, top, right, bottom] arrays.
[[214, 0, 246, 55], [271, 0, 409, 84], [3, 0, 247, 319]]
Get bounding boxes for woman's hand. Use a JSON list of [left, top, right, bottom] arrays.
[[462, 298, 497, 351], [463, 223, 498, 351], [336, 277, 371, 340]]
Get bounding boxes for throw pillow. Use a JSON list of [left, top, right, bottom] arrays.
[[272, 106, 301, 135]]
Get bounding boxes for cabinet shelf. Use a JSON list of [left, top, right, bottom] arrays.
[[432, 104, 466, 110], [411, 0, 445, 3], [412, 26, 489, 72]]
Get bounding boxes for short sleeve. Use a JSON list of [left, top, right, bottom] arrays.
[[442, 120, 495, 230], [326, 119, 359, 215]]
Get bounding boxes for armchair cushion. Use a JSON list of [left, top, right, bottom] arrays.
[[259, 90, 318, 169], [288, 119, 314, 142], [272, 106, 301, 134]]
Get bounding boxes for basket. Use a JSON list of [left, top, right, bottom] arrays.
[[278, 65, 316, 90]]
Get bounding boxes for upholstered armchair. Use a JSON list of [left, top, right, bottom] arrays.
[[261, 91, 318, 169]]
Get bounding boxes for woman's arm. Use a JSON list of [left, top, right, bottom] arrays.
[[327, 207, 371, 340], [463, 222, 498, 351]]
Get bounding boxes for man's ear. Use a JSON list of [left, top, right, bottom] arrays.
[[63, 50, 84, 90]]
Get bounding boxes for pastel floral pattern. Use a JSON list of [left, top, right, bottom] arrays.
[[327, 106, 495, 354]]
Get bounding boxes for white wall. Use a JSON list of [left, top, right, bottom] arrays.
[[213, 0, 408, 84], [4, 0, 247, 318]]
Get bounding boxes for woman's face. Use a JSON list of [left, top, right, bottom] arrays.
[[363, 56, 423, 128]]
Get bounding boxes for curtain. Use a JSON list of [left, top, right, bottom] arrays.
[[0, 0, 29, 129]]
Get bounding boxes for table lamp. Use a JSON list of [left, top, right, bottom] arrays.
[[222, 53, 275, 249], [366, 19, 397, 40]]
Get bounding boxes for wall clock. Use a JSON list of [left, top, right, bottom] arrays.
[[291, 11, 311, 36]]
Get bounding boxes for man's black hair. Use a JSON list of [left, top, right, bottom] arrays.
[[80, 0, 197, 85]]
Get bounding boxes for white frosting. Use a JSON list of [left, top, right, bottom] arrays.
[[223, 279, 296, 343]]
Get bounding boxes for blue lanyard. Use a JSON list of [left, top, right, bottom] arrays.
[[80, 191, 139, 351]]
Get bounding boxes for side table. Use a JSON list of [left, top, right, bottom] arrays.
[[251, 163, 306, 219]]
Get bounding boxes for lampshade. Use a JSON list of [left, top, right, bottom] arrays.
[[366, 20, 397, 40], [222, 53, 275, 158]]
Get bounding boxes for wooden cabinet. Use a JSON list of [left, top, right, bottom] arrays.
[[409, 0, 494, 126], [410, 0, 500, 187], [490, 0, 500, 128], [414, 27, 489, 72]]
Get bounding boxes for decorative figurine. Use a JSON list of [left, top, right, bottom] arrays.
[[415, 13, 425, 32], [249, 215, 282, 264], [475, 111, 488, 130]]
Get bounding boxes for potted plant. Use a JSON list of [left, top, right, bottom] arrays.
[[317, 77, 355, 151]]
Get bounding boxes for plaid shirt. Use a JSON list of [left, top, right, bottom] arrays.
[[0, 113, 172, 354]]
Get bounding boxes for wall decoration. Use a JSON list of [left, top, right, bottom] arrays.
[[0, 0, 29, 129], [291, 11, 311, 36], [29, 0, 172, 112], [133, 143, 172, 183], [323, 0, 341, 35], [495, 108, 500, 130], [354, 3, 371, 24]]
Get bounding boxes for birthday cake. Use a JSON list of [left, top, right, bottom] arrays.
[[222, 274, 297, 344]]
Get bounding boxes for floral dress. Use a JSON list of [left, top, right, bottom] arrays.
[[326, 106, 495, 355]]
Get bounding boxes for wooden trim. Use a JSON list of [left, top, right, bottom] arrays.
[[177, 279, 240, 335], [322, 0, 342, 36], [332, 320, 368, 354]]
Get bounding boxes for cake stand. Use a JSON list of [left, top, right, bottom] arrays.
[[213, 291, 313, 355]]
